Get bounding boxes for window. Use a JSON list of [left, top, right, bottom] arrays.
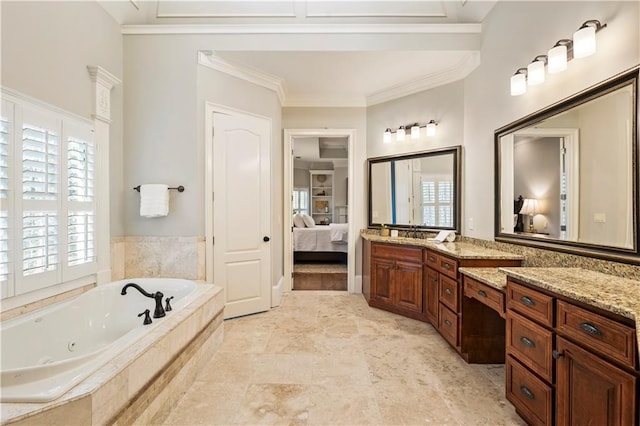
[[421, 176, 454, 228], [292, 187, 309, 215], [1, 94, 96, 299]]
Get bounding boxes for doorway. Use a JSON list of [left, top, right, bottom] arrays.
[[283, 129, 356, 293]]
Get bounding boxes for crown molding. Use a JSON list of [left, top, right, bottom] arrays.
[[366, 52, 481, 106], [121, 23, 481, 35], [198, 51, 286, 104]]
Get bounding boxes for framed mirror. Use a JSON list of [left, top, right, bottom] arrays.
[[368, 146, 461, 231], [495, 68, 639, 263]]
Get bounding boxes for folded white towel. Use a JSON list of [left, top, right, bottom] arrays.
[[140, 184, 169, 217]]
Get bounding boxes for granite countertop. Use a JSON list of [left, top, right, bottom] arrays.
[[361, 232, 523, 261], [500, 267, 640, 323], [459, 267, 508, 291]]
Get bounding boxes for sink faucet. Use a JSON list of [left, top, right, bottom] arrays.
[[121, 282, 166, 318]]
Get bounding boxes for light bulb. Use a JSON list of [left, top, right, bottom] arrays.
[[411, 124, 420, 139], [397, 126, 405, 141], [573, 25, 596, 58], [510, 72, 527, 96], [527, 59, 545, 86], [383, 128, 392, 144], [548, 44, 568, 74]]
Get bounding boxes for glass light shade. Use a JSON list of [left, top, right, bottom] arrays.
[[426, 121, 436, 136], [573, 25, 596, 58], [411, 124, 420, 139], [397, 126, 405, 141], [383, 128, 392, 144], [510, 73, 527, 96], [547, 45, 568, 74], [527, 60, 545, 86]]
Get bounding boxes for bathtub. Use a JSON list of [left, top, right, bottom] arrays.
[[0, 278, 198, 403]]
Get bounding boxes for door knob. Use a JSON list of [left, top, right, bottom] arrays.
[[263, 236, 270, 242]]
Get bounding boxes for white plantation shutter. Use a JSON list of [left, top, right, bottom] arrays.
[[1, 101, 13, 297], [1, 93, 97, 298], [421, 177, 454, 228]]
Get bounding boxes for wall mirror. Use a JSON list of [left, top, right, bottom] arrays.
[[368, 146, 461, 231], [495, 68, 639, 263]]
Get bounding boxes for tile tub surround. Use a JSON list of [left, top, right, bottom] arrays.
[[0, 283, 96, 322], [163, 290, 525, 425], [1, 284, 224, 425], [118, 236, 206, 280], [500, 267, 640, 354], [361, 229, 640, 280]]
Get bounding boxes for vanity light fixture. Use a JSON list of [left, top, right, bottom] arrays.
[[527, 55, 547, 86], [426, 120, 438, 136], [383, 128, 392, 144], [397, 125, 406, 141], [573, 20, 606, 58], [510, 19, 606, 96], [510, 68, 528, 96], [382, 120, 439, 143], [411, 123, 420, 139], [547, 39, 572, 74]]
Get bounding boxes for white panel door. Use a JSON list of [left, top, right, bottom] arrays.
[[213, 113, 271, 319]]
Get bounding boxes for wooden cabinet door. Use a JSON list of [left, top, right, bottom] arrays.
[[394, 260, 423, 313], [371, 258, 394, 305], [556, 336, 636, 426], [425, 266, 439, 324]]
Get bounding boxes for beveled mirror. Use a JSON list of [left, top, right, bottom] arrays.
[[368, 146, 461, 231], [495, 67, 639, 263]]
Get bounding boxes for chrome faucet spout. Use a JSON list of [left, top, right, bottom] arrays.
[[121, 282, 166, 318]]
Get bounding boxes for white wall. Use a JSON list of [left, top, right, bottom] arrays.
[[1, 0, 124, 236], [463, 0, 639, 240]]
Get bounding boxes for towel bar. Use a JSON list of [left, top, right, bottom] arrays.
[[134, 185, 185, 192]]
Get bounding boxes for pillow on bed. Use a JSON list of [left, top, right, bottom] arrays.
[[302, 214, 316, 228], [293, 214, 306, 228]]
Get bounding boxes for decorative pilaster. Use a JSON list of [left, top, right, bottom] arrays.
[[88, 66, 121, 284]]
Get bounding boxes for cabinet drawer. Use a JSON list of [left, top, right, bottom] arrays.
[[507, 310, 554, 382], [438, 255, 458, 279], [439, 274, 459, 312], [507, 280, 554, 327], [557, 300, 637, 369], [425, 250, 439, 270], [464, 276, 505, 316], [506, 356, 553, 426], [439, 303, 459, 348], [373, 243, 422, 263]]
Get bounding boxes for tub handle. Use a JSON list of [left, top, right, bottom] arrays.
[[165, 296, 174, 312], [138, 309, 152, 325]]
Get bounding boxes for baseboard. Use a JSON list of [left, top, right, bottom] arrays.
[[272, 276, 283, 307]]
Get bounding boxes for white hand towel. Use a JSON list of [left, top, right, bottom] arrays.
[[140, 184, 169, 217]]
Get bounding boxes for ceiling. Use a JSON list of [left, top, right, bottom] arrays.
[[100, 0, 497, 106]]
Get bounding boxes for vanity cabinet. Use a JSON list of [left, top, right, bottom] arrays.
[[506, 278, 638, 426], [370, 243, 423, 320]]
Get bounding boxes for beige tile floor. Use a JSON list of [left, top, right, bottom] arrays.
[[163, 291, 526, 425]]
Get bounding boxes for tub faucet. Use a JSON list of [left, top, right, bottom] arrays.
[[121, 283, 166, 318]]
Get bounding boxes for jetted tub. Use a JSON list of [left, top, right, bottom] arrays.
[[0, 278, 197, 403]]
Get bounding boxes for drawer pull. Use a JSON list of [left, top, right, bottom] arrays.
[[429, 256, 436, 262], [444, 288, 453, 296], [519, 336, 536, 348], [520, 386, 535, 400], [477, 290, 488, 298], [519, 296, 536, 306], [444, 263, 451, 270], [552, 350, 564, 359], [444, 319, 452, 327], [580, 322, 603, 337]]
